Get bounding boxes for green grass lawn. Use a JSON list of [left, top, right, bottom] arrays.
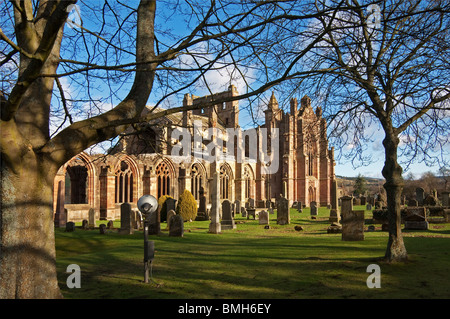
[[55, 206, 450, 299]]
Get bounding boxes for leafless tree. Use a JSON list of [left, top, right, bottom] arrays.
[[281, 0, 450, 261], [0, 0, 352, 298]]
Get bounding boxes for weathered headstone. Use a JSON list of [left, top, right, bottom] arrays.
[[327, 222, 342, 234], [416, 187, 425, 206], [81, 219, 89, 230], [423, 194, 437, 206], [119, 203, 134, 235], [248, 198, 255, 208], [65, 221, 75, 232], [235, 199, 241, 215], [169, 214, 184, 237], [341, 196, 353, 218], [360, 196, 366, 205], [310, 201, 318, 216], [165, 198, 177, 213], [277, 197, 290, 225], [404, 207, 428, 230], [107, 220, 114, 229], [297, 201, 303, 213], [166, 209, 176, 230], [88, 208, 96, 228], [408, 199, 418, 207], [241, 206, 247, 217], [196, 189, 208, 221], [209, 171, 221, 234], [329, 181, 340, 223], [247, 208, 256, 220], [221, 199, 236, 230], [442, 192, 449, 207], [148, 209, 160, 235], [99, 224, 106, 234], [259, 210, 269, 225], [366, 204, 372, 211], [341, 210, 365, 241]]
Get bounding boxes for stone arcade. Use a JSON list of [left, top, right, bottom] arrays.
[[52, 87, 336, 223]]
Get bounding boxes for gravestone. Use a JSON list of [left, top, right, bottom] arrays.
[[408, 199, 418, 207], [209, 171, 221, 234], [423, 194, 437, 206], [404, 207, 428, 230], [329, 180, 340, 222], [268, 207, 274, 214], [327, 222, 342, 234], [310, 201, 318, 216], [259, 210, 269, 225], [416, 187, 425, 206], [248, 198, 255, 208], [166, 209, 176, 230], [241, 206, 247, 218], [88, 208, 96, 228], [247, 208, 256, 220], [297, 201, 303, 213], [366, 204, 372, 211], [169, 214, 184, 237], [119, 203, 134, 235], [341, 196, 353, 218], [442, 192, 450, 207], [165, 198, 177, 213], [99, 224, 106, 235], [196, 189, 209, 221], [107, 220, 114, 229], [235, 200, 241, 215], [221, 199, 236, 230], [65, 221, 75, 232], [341, 210, 365, 241], [277, 197, 290, 225], [81, 219, 89, 230], [265, 199, 271, 209], [360, 196, 366, 205]]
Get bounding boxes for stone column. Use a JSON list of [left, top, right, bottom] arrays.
[[209, 170, 221, 234], [329, 180, 340, 223], [341, 196, 353, 219], [54, 180, 67, 228]]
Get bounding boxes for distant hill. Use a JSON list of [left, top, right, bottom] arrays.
[[336, 175, 385, 196]]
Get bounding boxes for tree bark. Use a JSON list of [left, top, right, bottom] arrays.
[[0, 0, 157, 298], [382, 131, 408, 262], [0, 152, 61, 298]]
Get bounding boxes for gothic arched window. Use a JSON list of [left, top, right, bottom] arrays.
[[220, 165, 231, 200], [156, 161, 171, 199], [191, 164, 204, 200], [244, 166, 252, 199], [115, 161, 134, 203]]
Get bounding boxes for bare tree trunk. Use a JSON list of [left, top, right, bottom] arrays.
[[382, 131, 408, 262], [0, 154, 61, 298]]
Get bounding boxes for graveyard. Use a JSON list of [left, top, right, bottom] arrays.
[[55, 204, 450, 299]]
